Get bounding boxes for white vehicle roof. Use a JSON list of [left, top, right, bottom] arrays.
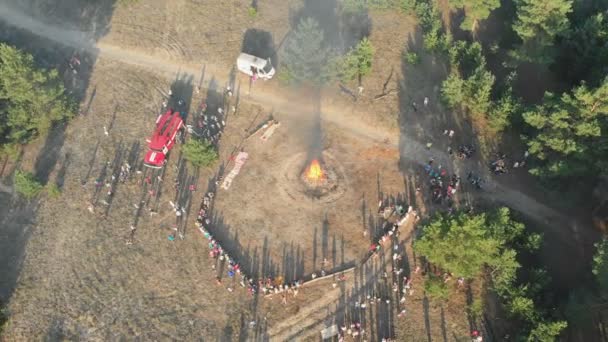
[[237, 53, 268, 69]]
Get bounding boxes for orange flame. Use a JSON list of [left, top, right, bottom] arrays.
[[306, 159, 324, 181]]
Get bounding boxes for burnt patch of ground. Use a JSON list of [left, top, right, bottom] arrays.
[[0, 192, 36, 302]]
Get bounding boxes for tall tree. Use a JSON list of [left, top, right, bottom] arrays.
[[522, 78, 608, 178], [441, 41, 517, 134], [449, 0, 501, 31], [555, 12, 608, 86], [512, 0, 573, 64], [0, 43, 73, 146], [527, 320, 568, 342], [414, 207, 527, 282], [331, 37, 374, 83], [280, 17, 330, 84]]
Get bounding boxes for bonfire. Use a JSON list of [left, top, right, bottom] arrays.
[[305, 159, 325, 184]]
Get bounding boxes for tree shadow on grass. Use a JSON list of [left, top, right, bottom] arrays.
[[423, 295, 432, 342], [169, 72, 194, 122], [288, 0, 372, 55], [55, 151, 71, 189], [0, 0, 118, 307], [34, 122, 67, 185], [0, 193, 37, 302], [241, 29, 277, 69]]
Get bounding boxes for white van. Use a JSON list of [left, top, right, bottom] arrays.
[[236, 53, 275, 80]]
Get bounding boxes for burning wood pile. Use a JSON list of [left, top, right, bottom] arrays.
[[303, 159, 325, 186]]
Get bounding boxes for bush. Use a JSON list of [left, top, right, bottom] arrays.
[[468, 298, 484, 319], [277, 68, 294, 84], [342, 0, 367, 13], [182, 139, 218, 167], [593, 238, 608, 294], [400, 0, 417, 13], [367, 0, 396, 9], [248, 7, 257, 18], [0, 302, 7, 336], [14, 170, 43, 199], [46, 183, 61, 198], [507, 295, 536, 321], [424, 275, 450, 301], [404, 51, 420, 65], [0, 144, 20, 161], [342, 0, 397, 12]]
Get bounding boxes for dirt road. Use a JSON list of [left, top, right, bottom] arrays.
[[0, 2, 594, 285]]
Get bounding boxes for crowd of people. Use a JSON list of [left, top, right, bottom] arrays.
[[422, 158, 461, 206], [331, 199, 420, 341], [455, 144, 475, 159], [186, 85, 235, 147]]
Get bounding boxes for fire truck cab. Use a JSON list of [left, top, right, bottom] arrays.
[[143, 109, 184, 168]]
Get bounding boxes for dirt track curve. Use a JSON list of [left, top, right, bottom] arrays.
[[0, 3, 578, 233], [0, 3, 596, 337]]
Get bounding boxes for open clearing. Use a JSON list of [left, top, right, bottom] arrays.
[[0, 0, 598, 340]]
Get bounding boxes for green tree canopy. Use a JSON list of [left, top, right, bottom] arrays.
[[442, 42, 495, 118], [280, 17, 330, 84], [522, 77, 608, 178], [0, 43, 73, 146], [331, 37, 374, 83], [441, 41, 518, 134], [181, 139, 218, 167], [414, 207, 527, 281], [512, 0, 573, 64], [527, 320, 568, 342], [555, 12, 608, 86], [449, 0, 501, 31], [415, 1, 450, 52]]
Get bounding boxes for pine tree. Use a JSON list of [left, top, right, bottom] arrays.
[[527, 320, 568, 342], [413, 208, 526, 281], [333, 37, 374, 82], [181, 139, 218, 167], [512, 0, 573, 64], [555, 12, 608, 86], [523, 78, 608, 178], [280, 17, 330, 84], [441, 42, 498, 128], [0, 43, 74, 146], [449, 0, 501, 31]]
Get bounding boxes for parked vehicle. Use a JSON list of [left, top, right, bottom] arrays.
[[143, 109, 184, 168], [236, 53, 275, 80]]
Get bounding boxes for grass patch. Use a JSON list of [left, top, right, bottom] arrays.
[[46, 183, 61, 198], [13, 170, 43, 199]]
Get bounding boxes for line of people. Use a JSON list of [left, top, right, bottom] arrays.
[[194, 189, 308, 298]]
